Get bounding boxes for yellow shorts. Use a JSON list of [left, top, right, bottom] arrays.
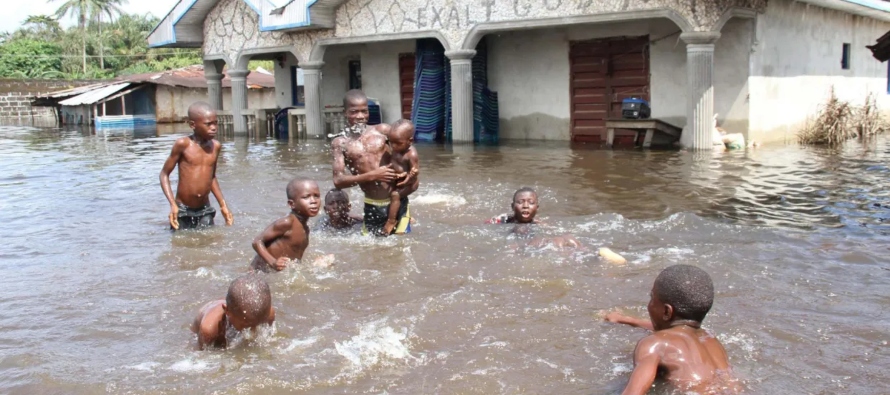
[[361, 196, 412, 236]]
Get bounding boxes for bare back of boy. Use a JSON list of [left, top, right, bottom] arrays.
[[629, 326, 737, 394], [251, 213, 309, 272]]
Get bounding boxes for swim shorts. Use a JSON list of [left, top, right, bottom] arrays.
[[362, 196, 411, 236], [176, 202, 216, 229]]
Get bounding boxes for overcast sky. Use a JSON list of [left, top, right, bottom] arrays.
[[1, 0, 181, 33]]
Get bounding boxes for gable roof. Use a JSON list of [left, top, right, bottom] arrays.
[[148, 0, 346, 48]]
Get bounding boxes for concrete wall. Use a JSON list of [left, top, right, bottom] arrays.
[[274, 52, 300, 109], [321, 40, 415, 123], [0, 79, 98, 120], [749, 0, 890, 144], [486, 17, 751, 140], [155, 85, 276, 123]]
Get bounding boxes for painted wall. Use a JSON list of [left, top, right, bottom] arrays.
[[274, 52, 300, 109], [155, 85, 276, 123], [486, 18, 751, 140], [749, 0, 890, 144], [320, 40, 415, 123]]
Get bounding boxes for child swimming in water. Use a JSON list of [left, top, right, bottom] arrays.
[[604, 264, 738, 394], [251, 179, 331, 272], [315, 189, 363, 232], [381, 119, 420, 236], [159, 102, 233, 230], [486, 187, 540, 225], [191, 273, 275, 350]]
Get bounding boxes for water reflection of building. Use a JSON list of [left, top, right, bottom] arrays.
[[147, 0, 890, 148]]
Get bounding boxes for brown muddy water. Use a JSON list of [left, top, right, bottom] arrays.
[[0, 124, 888, 394]]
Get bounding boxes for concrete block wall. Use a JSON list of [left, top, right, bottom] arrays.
[[0, 79, 99, 120]]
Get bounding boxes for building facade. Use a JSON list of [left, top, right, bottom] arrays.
[[148, 0, 890, 148]]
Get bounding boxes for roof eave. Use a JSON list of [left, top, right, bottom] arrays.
[[795, 0, 890, 22]]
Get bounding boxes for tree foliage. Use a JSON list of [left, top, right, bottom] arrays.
[[0, 10, 203, 80]]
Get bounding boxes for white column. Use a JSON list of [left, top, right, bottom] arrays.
[[680, 32, 720, 150], [445, 50, 476, 143], [205, 71, 224, 111], [228, 69, 250, 133], [300, 61, 325, 137]]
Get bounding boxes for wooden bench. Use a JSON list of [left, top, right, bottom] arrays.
[[605, 119, 682, 148]]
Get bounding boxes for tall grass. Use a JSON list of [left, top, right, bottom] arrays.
[[798, 89, 885, 146]]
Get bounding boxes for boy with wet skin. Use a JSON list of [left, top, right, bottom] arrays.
[[604, 264, 738, 394], [191, 273, 275, 350], [486, 187, 541, 225], [331, 90, 408, 236], [160, 102, 233, 230], [251, 179, 330, 272], [382, 119, 420, 235], [315, 189, 363, 231]]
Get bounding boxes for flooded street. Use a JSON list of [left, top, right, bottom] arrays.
[[0, 124, 888, 394]]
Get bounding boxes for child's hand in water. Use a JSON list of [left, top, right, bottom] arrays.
[[604, 311, 629, 323], [221, 206, 234, 226], [271, 257, 290, 271], [311, 254, 335, 268], [169, 206, 180, 230]]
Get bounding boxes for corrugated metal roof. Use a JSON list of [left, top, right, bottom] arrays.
[[59, 83, 131, 106]]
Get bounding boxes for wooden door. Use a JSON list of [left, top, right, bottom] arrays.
[[398, 53, 416, 120], [569, 36, 650, 144]]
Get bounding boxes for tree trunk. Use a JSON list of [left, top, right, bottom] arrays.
[[81, 15, 86, 74], [98, 15, 104, 70]]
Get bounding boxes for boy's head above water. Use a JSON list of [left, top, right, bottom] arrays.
[[512, 187, 538, 223], [649, 264, 714, 330], [324, 189, 351, 218], [342, 89, 369, 127], [224, 274, 273, 331], [187, 101, 218, 140], [389, 119, 414, 153], [286, 179, 321, 218]]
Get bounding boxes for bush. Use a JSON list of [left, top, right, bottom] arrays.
[[798, 88, 885, 146]]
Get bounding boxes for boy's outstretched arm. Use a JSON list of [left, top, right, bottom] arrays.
[[622, 336, 661, 395], [605, 311, 655, 331], [159, 138, 188, 230], [252, 218, 293, 271], [209, 146, 233, 225]]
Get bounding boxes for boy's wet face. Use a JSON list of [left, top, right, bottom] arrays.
[[289, 182, 321, 217], [190, 111, 218, 140], [390, 128, 414, 153], [325, 194, 350, 219], [512, 191, 538, 223], [647, 286, 671, 331], [225, 307, 269, 331], [345, 99, 369, 126]]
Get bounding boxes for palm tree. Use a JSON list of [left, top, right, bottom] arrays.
[[23, 15, 62, 39], [89, 0, 126, 70], [51, 0, 126, 73]]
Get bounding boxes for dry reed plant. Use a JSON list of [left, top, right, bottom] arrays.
[[798, 88, 886, 146]]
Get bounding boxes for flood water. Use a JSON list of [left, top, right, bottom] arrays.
[[1, 124, 888, 394]]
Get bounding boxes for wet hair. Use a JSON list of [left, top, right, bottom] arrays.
[[343, 89, 368, 108], [187, 101, 214, 120], [390, 119, 414, 141], [653, 264, 714, 323], [225, 274, 272, 323], [286, 179, 315, 200], [325, 188, 349, 205], [513, 187, 537, 202]]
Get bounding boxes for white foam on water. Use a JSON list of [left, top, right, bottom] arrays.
[[169, 357, 215, 372], [124, 361, 160, 372], [412, 193, 467, 207], [283, 335, 320, 352], [334, 318, 417, 373]]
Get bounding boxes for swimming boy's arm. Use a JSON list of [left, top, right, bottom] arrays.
[[331, 135, 396, 189], [252, 217, 295, 271], [605, 312, 655, 331], [159, 137, 189, 230], [193, 304, 225, 350], [622, 336, 662, 395], [209, 142, 233, 225]]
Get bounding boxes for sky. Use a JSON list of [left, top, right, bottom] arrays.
[[0, 0, 181, 33]]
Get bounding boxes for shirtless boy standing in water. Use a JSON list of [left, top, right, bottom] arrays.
[[159, 102, 233, 230], [251, 179, 327, 272], [605, 264, 739, 394], [330, 90, 406, 236]]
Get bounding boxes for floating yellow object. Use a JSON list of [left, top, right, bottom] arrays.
[[598, 247, 627, 265]]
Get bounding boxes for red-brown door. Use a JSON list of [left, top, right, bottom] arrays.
[[569, 36, 650, 144], [399, 53, 416, 120]]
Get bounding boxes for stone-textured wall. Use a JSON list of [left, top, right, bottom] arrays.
[[0, 79, 98, 120], [203, 0, 766, 63]]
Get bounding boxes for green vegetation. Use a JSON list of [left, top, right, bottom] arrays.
[[0, 3, 202, 79]]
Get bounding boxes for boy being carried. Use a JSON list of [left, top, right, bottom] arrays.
[[382, 119, 420, 235]]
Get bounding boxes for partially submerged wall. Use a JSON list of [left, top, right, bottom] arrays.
[[0, 79, 98, 121]]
